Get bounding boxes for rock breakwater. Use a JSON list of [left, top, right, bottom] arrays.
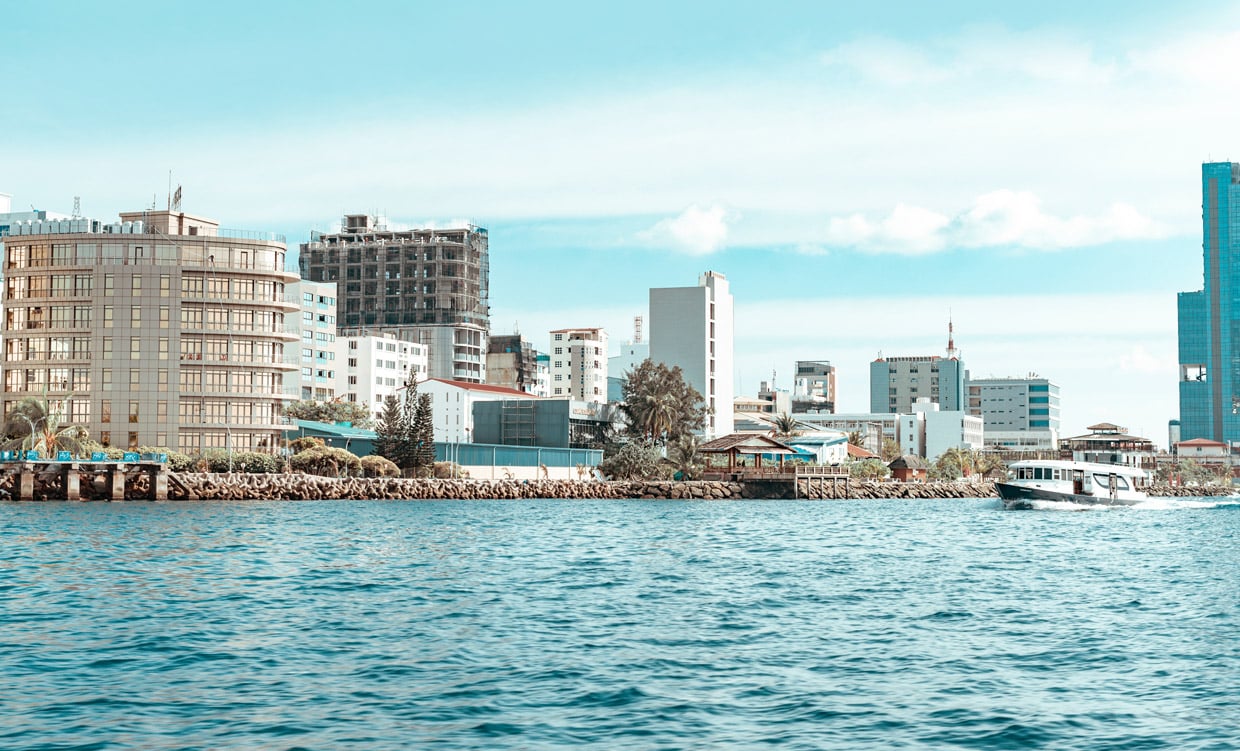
[[167, 474, 1000, 501]]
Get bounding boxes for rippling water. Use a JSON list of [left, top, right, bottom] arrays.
[[2, 497, 1238, 750]]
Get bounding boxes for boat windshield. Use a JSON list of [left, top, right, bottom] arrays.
[[1014, 466, 1061, 480]]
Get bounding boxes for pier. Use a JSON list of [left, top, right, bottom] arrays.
[[0, 461, 174, 502]]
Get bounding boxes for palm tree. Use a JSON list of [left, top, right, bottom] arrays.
[[666, 434, 703, 480], [3, 395, 91, 458], [970, 451, 1005, 480], [771, 412, 799, 440], [933, 446, 971, 480]]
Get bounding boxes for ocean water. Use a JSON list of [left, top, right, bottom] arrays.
[[1, 497, 1238, 751]]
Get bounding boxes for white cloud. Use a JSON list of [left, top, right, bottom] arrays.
[[639, 204, 732, 255], [6, 23, 1234, 251], [1129, 31, 1240, 85], [822, 190, 1168, 254], [820, 28, 1117, 86], [819, 37, 952, 85], [1120, 345, 1176, 374], [825, 204, 949, 255]]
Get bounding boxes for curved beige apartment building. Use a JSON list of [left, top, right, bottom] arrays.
[[1, 209, 298, 453]]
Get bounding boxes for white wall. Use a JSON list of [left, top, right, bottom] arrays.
[[649, 272, 733, 438]]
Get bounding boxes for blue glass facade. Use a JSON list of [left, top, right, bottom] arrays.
[[1178, 162, 1240, 443]]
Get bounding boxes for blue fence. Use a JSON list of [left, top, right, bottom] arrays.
[[435, 442, 602, 468]]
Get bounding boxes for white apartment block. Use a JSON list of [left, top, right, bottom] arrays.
[[965, 374, 1060, 450], [912, 398, 985, 461], [649, 271, 734, 438], [549, 327, 608, 403], [339, 332, 429, 422], [285, 280, 339, 401]]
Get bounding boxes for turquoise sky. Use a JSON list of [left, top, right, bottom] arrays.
[[4, 0, 1237, 442]]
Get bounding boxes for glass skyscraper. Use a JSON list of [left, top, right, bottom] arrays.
[[1178, 162, 1240, 443]]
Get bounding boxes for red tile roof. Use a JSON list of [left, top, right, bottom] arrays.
[[424, 378, 539, 397], [847, 443, 879, 459]]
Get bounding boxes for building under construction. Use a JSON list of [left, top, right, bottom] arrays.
[[299, 214, 489, 382]]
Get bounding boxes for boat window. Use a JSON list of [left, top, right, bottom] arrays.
[[1092, 473, 1130, 491], [1053, 469, 1062, 480]]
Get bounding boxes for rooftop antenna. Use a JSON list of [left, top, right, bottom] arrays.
[[172, 184, 182, 212], [946, 312, 959, 359], [167, 170, 172, 211], [71, 196, 81, 219]]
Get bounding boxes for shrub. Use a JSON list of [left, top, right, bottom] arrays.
[[233, 451, 282, 474], [432, 461, 461, 479], [289, 445, 361, 477], [359, 454, 401, 478], [598, 439, 666, 480], [289, 436, 325, 454], [135, 446, 194, 472]]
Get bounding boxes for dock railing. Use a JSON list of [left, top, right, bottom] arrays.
[[701, 464, 849, 482]]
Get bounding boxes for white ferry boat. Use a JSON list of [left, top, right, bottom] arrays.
[[997, 459, 1152, 508]]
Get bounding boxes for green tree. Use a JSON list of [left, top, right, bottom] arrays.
[[1174, 458, 1228, 486], [970, 451, 1005, 479], [283, 399, 374, 430], [373, 394, 403, 463], [771, 412, 800, 440], [3, 395, 90, 458], [931, 447, 977, 481], [598, 438, 666, 480], [394, 382, 420, 472], [619, 360, 707, 444], [413, 392, 436, 474], [665, 433, 703, 480], [849, 457, 890, 480], [881, 438, 902, 462]]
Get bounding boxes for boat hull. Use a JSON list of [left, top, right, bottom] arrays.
[[996, 482, 1144, 509]]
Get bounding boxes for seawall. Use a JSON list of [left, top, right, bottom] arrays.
[[4, 470, 1231, 502], [169, 475, 999, 501]]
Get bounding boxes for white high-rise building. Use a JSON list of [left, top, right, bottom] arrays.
[[338, 332, 429, 422], [284, 280, 339, 401], [965, 374, 1060, 450], [649, 271, 734, 438], [549, 327, 608, 403]]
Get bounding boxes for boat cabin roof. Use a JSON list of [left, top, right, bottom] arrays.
[[1008, 459, 1147, 478]]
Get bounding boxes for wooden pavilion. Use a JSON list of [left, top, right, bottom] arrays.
[[698, 433, 801, 480]]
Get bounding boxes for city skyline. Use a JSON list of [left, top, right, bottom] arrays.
[[5, 1, 1239, 444]]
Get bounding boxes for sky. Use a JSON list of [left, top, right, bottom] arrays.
[[3, 0, 1239, 447]]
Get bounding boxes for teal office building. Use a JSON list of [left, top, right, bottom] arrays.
[[1178, 162, 1240, 444]]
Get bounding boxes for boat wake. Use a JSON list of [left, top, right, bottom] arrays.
[[1009, 496, 1240, 512]]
